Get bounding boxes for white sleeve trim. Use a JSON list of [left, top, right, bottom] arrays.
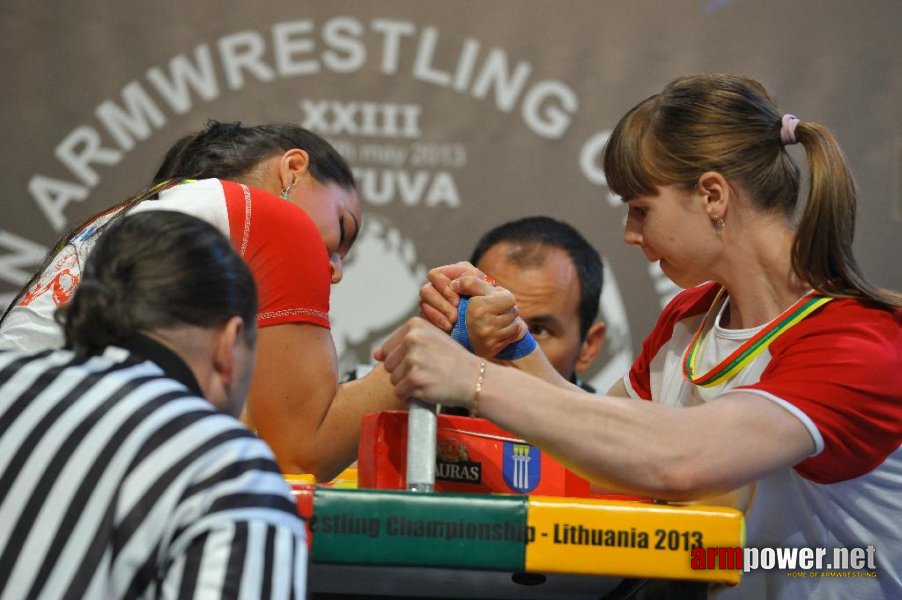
[[622, 373, 641, 400], [133, 179, 230, 238], [732, 388, 824, 456]]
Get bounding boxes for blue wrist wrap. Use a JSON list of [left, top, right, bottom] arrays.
[[450, 296, 537, 360]]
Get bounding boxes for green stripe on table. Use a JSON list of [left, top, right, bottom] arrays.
[[311, 488, 528, 571]]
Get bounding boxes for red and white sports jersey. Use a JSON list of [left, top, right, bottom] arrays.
[[624, 282, 902, 599], [0, 179, 331, 351]]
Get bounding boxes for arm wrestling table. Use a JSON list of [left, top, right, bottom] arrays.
[[290, 408, 744, 599]]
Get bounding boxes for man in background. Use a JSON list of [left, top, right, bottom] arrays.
[[470, 216, 606, 392]]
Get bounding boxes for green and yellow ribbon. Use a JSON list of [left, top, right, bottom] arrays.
[[682, 287, 832, 388]]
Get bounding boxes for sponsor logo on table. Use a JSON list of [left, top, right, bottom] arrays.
[[503, 442, 540, 493], [435, 437, 482, 484]]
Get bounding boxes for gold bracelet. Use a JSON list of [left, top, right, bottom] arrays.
[[470, 359, 487, 418]]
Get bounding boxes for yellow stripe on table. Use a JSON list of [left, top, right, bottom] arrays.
[[525, 496, 744, 584]]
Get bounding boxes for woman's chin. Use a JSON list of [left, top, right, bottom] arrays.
[[659, 260, 702, 289]]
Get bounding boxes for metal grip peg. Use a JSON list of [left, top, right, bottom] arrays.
[[406, 398, 437, 492]]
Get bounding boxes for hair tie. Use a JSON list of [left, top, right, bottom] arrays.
[[780, 114, 800, 145]]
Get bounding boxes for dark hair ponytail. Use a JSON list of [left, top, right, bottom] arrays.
[[58, 211, 257, 356]]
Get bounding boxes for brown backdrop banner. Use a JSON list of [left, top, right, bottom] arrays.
[[2, 0, 900, 390]]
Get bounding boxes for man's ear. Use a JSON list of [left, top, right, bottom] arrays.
[[212, 316, 245, 386], [574, 321, 606, 374], [280, 148, 311, 190], [696, 171, 730, 220]]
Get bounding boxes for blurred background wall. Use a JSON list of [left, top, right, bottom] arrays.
[[1, 0, 899, 390]]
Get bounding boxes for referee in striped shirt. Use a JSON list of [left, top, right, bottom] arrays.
[[0, 211, 307, 599]]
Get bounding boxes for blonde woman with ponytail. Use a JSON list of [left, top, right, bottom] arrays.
[[381, 74, 902, 599]]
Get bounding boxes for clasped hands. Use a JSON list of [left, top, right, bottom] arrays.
[[375, 262, 527, 409], [419, 261, 528, 356]]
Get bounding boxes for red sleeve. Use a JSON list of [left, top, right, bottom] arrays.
[[627, 283, 719, 401], [741, 301, 902, 483], [221, 181, 332, 329]]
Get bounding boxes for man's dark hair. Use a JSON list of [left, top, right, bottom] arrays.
[[470, 216, 603, 339]]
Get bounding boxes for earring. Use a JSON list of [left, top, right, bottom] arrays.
[[279, 183, 291, 201], [712, 214, 726, 230]]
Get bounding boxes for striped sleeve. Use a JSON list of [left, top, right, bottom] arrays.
[[151, 429, 307, 600], [162, 519, 306, 600], [0, 349, 307, 600]]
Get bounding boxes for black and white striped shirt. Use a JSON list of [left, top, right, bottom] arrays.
[[0, 338, 306, 599]]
